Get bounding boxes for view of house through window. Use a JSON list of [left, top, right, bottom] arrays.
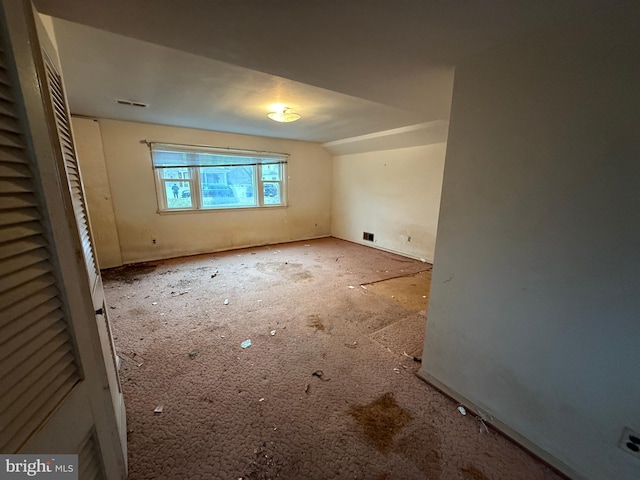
[[150, 143, 287, 211]]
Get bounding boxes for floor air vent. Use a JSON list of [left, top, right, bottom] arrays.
[[363, 232, 374, 242]]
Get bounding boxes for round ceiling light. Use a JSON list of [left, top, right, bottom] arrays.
[[267, 106, 301, 123]]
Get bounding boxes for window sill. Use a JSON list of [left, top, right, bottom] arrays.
[[156, 204, 288, 215]]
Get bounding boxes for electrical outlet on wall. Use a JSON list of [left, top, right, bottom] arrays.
[[152, 238, 157, 245], [618, 427, 640, 459]]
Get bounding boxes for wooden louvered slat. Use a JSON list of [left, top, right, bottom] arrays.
[[65, 160, 77, 172], [51, 110, 69, 131], [0, 296, 59, 338], [84, 254, 97, 274], [0, 245, 49, 277], [72, 195, 85, 209], [79, 224, 90, 242], [0, 366, 78, 452], [0, 220, 41, 243], [79, 223, 91, 242], [67, 173, 80, 186], [49, 89, 65, 109], [79, 433, 106, 480], [0, 287, 59, 329], [0, 192, 39, 212], [60, 138, 74, 152], [70, 196, 83, 212], [0, 259, 51, 293], [0, 310, 65, 370], [1, 338, 74, 402], [0, 129, 22, 148], [45, 73, 61, 94], [84, 463, 101, 480], [0, 101, 16, 119], [57, 122, 72, 140], [77, 220, 90, 237], [0, 67, 11, 87], [0, 177, 32, 193], [79, 230, 92, 250], [0, 273, 56, 312], [48, 85, 63, 103], [67, 175, 80, 188], [0, 145, 28, 164], [0, 177, 31, 193], [47, 97, 65, 127], [0, 160, 30, 177], [0, 207, 40, 226], [62, 150, 76, 163], [0, 333, 71, 391], [1, 344, 74, 407], [0, 114, 21, 134], [0, 233, 45, 260], [0, 83, 13, 102], [46, 70, 62, 95], [71, 192, 84, 208], [54, 114, 70, 136], [47, 74, 63, 94]]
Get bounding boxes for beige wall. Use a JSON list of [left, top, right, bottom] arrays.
[[331, 144, 446, 262], [420, 3, 640, 479], [74, 118, 332, 265]]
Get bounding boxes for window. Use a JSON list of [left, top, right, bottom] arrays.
[[150, 143, 288, 211]]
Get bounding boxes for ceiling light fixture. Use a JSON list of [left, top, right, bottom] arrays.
[[267, 105, 301, 123]]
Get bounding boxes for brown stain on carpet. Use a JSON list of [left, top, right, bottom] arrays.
[[103, 262, 158, 283], [307, 314, 325, 331], [349, 393, 412, 452], [395, 428, 443, 479], [257, 261, 313, 281], [460, 464, 490, 480], [291, 270, 314, 281]]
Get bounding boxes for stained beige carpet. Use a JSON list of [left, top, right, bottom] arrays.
[[104, 238, 564, 480]]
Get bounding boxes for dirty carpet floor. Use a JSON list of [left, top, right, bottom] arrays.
[[104, 238, 564, 480]]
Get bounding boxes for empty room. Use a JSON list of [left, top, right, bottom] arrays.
[[1, 1, 639, 479]]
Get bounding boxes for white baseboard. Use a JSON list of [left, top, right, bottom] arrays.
[[416, 369, 582, 480], [109, 235, 332, 268]]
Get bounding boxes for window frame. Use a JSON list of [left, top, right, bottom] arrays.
[[149, 142, 288, 213], [258, 163, 285, 207]]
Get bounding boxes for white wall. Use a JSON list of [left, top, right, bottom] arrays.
[[420, 4, 640, 480], [72, 117, 123, 268], [74, 119, 332, 265], [331, 144, 446, 262]]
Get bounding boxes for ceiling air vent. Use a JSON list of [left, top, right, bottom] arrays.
[[116, 99, 148, 108]]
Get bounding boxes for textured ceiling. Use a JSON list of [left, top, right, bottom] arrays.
[[35, 0, 621, 143], [49, 18, 430, 143]]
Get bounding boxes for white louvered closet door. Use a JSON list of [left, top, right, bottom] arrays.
[[43, 55, 99, 296], [0, 1, 126, 479], [37, 16, 126, 457], [0, 43, 81, 454]]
